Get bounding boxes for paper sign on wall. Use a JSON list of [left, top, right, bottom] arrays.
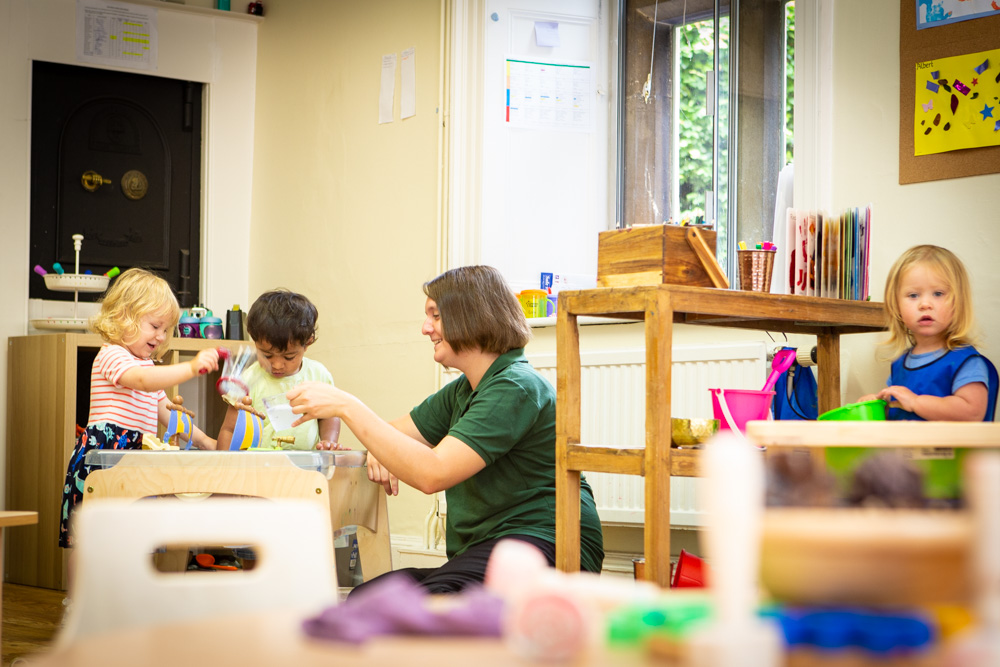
[[504, 57, 594, 132], [76, 0, 157, 71], [913, 48, 1000, 156], [917, 0, 1000, 29], [379, 53, 396, 124], [401, 47, 416, 120]]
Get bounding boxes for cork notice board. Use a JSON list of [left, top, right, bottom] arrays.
[[899, 1, 1000, 184]]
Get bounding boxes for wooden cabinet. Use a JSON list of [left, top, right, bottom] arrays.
[[554, 285, 886, 587], [5, 334, 245, 590]]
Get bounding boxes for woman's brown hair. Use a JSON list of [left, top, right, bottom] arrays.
[[423, 266, 531, 354]]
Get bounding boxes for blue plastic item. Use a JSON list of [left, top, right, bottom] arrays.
[[765, 607, 935, 655], [200, 316, 223, 339], [773, 364, 818, 420]]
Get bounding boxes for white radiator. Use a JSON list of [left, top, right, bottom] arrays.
[[444, 341, 768, 529]]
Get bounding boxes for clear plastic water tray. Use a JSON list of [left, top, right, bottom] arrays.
[[84, 449, 367, 480]]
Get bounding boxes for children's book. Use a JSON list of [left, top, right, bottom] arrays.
[[863, 204, 872, 299], [804, 211, 816, 296], [797, 210, 809, 295], [784, 208, 797, 295], [792, 209, 803, 295], [828, 214, 840, 299], [784, 204, 870, 300], [815, 212, 824, 299]]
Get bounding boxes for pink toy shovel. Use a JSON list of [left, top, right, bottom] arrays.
[[762, 347, 797, 393]]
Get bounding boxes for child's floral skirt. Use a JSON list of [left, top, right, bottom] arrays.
[[59, 423, 143, 548]]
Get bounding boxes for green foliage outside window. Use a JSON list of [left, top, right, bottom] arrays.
[[676, 19, 729, 222], [785, 1, 795, 166]]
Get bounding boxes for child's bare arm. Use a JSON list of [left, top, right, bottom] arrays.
[[119, 348, 220, 393], [318, 417, 341, 446], [156, 401, 218, 450], [186, 425, 218, 450], [877, 382, 988, 421]]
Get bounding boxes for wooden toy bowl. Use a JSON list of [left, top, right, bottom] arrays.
[[760, 507, 973, 607]]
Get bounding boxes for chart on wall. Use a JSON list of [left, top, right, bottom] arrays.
[[76, 0, 158, 71], [480, 0, 608, 293], [913, 48, 1000, 155], [504, 57, 595, 132]]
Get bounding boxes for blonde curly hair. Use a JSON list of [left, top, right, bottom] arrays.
[[880, 245, 977, 360], [90, 268, 180, 360]]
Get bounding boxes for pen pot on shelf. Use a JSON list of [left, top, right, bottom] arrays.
[[737, 249, 776, 293]]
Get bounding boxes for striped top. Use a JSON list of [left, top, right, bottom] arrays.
[[88, 344, 165, 434]]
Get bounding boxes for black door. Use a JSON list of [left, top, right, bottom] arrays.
[[29, 61, 202, 307]]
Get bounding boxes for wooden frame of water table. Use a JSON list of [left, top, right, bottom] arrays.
[[554, 285, 886, 588]]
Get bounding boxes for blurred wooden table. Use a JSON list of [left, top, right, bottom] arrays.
[[555, 286, 886, 586], [32, 605, 945, 667], [32, 608, 653, 667]]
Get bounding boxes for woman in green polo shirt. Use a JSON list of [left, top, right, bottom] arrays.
[[287, 265, 604, 593]]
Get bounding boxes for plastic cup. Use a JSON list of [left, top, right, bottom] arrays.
[[262, 393, 296, 431], [518, 289, 549, 319]]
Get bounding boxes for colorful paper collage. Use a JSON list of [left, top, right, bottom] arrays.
[[916, 0, 1000, 29], [914, 49, 1000, 156]]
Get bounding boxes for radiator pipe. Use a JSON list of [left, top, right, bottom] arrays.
[[768, 345, 817, 367]]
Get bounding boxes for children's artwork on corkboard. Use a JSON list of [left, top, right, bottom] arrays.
[[916, 0, 1000, 30], [900, 0, 1000, 183], [914, 49, 1000, 156]]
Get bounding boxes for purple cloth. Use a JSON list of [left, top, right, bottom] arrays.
[[302, 573, 504, 643]]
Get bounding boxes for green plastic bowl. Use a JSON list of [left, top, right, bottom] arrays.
[[817, 399, 888, 421]]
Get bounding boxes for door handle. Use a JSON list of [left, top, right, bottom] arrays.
[[81, 170, 113, 192]]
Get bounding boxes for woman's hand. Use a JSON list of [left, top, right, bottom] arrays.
[[190, 348, 220, 376], [287, 382, 353, 424], [367, 451, 399, 496]]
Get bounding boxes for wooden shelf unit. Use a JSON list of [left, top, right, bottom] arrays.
[[555, 285, 886, 587], [5, 334, 246, 590]]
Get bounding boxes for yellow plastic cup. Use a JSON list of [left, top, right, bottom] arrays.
[[518, 289, 549, 319]]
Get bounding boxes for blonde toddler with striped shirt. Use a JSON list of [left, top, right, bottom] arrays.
[[59, 268, 219, 548]]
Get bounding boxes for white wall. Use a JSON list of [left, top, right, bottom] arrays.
[[247, 0, 443, 538], [830, 0, 1000, 399], [0, 0, 258, 505]]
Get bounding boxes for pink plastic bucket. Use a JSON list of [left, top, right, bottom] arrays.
[[709, 388, 775, 433]]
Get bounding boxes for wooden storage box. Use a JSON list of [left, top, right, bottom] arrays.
[[597, 224, 719, 288]]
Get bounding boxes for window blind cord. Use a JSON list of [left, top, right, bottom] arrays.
[[642, 0, 658, 103]]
